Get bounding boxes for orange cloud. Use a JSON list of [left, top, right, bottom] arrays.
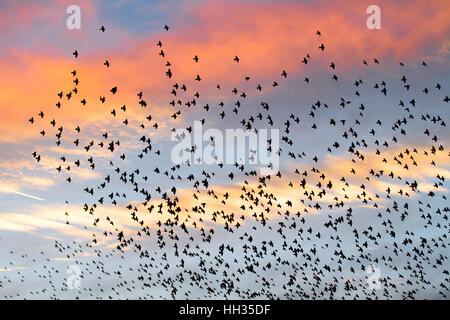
[[1, 0, 448, 144]]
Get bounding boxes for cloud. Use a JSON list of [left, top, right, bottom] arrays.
[[1, 0, 448, 144]]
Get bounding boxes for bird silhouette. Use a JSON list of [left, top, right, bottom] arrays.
[[15, 20, 449, 302]]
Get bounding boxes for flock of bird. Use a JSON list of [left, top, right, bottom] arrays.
[[2, 22, 449, 300]]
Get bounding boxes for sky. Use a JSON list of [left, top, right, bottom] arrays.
[[0, 0, 449, 299]]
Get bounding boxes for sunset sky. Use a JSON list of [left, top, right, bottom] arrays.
[[0, 0, 448, 299]]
